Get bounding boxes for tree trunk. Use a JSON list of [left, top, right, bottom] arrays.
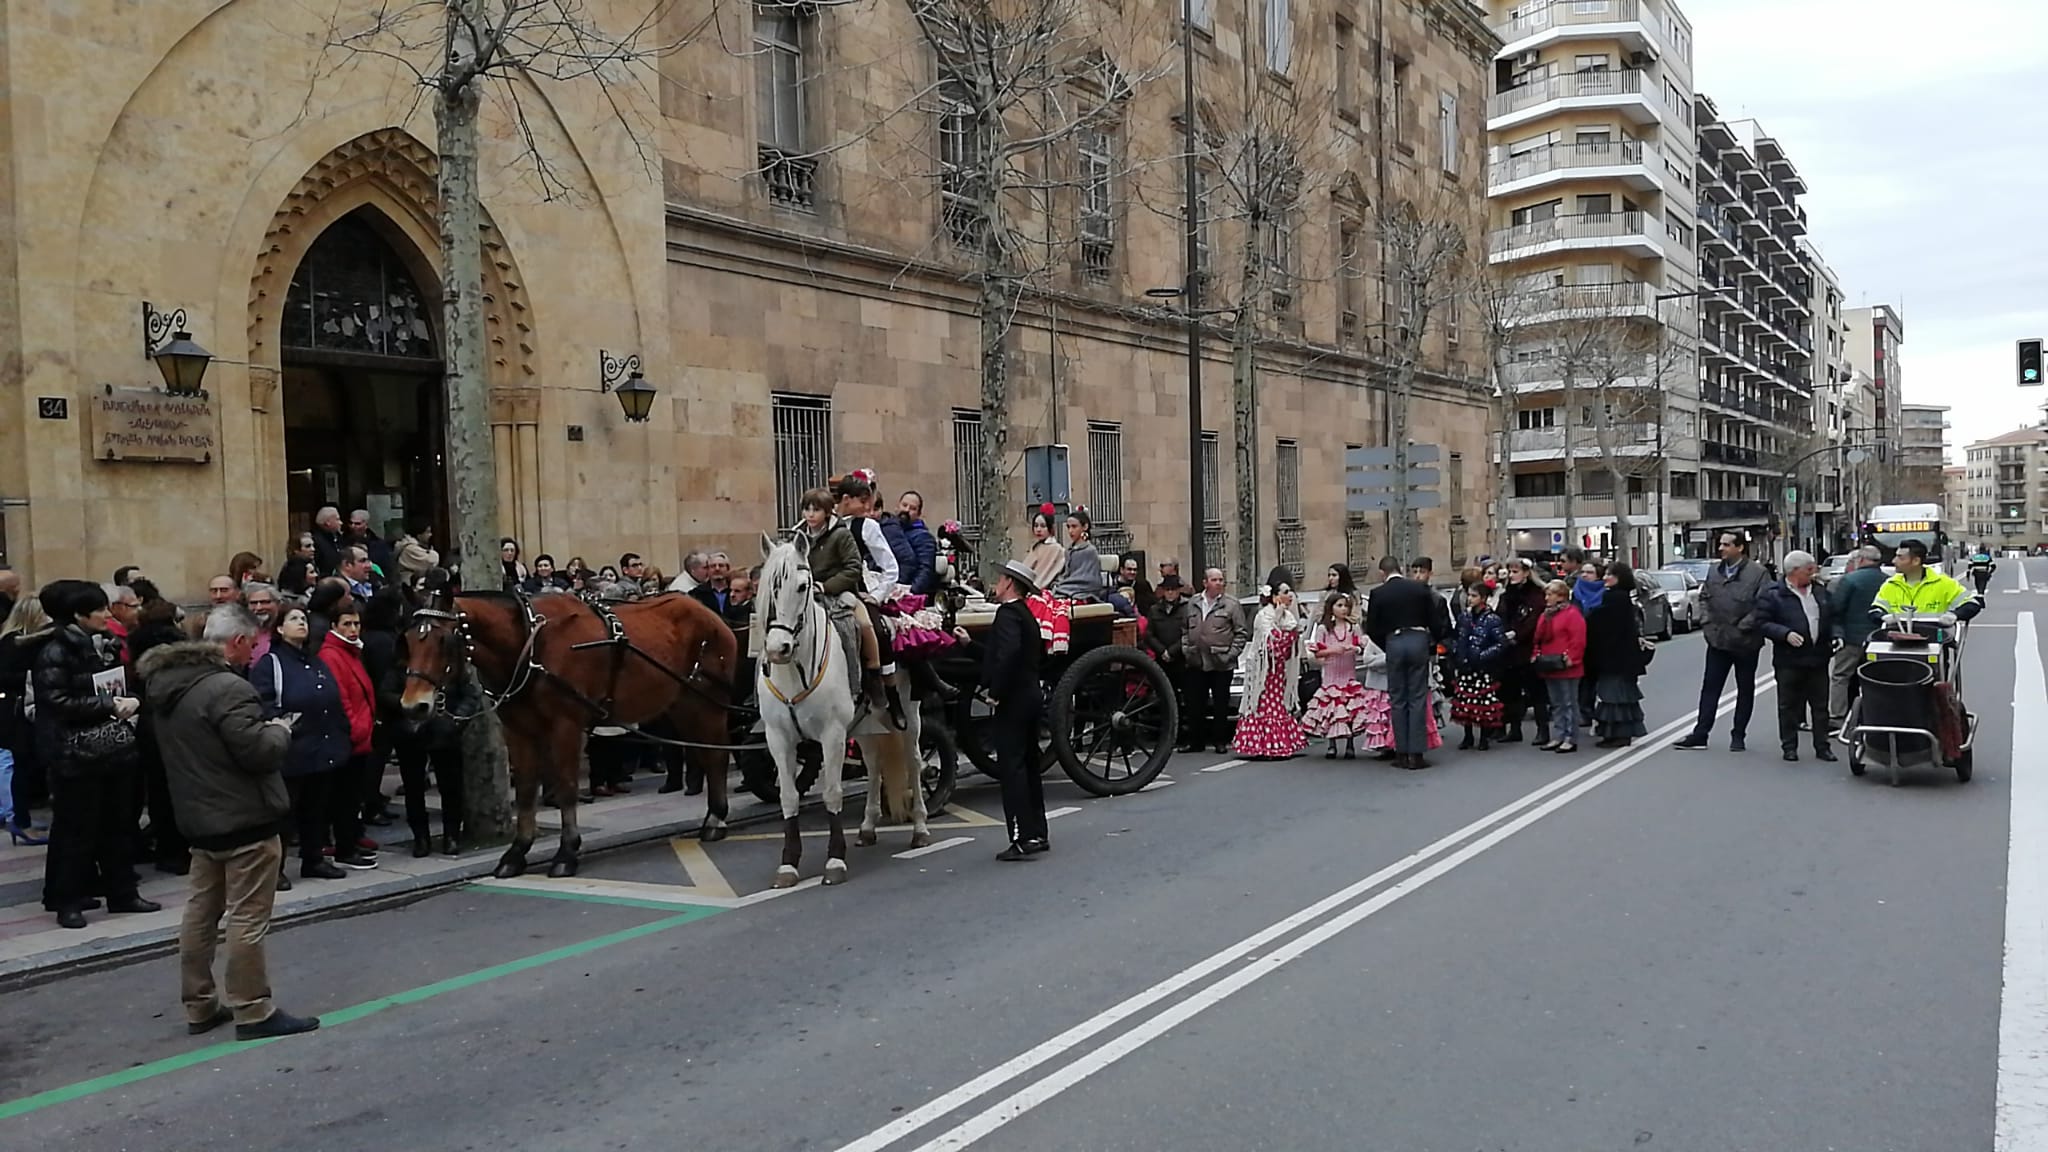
[[1231, 218, 1262, 594], [437, 3, 511, 844], [976, 272, 1016, 583], [1589, 383, 1636, 559], [1389, 358, 1415, 564], [1492, 348, 1514, 559], [1561, 365, 1577, 545]]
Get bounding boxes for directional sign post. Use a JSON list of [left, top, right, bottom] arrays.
[[1345, 444, 1443, 513]]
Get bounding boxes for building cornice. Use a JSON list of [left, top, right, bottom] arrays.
[[1421, 0, 1505, 66], [663, 200, 1490, 409]]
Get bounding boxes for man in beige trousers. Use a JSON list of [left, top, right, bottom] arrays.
[[138, 605, 320, 1041]]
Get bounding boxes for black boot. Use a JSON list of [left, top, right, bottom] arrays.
[[410, 826, 434, 859], [1459, 727, 1475, 751], [1478, 732, 1491, 751], [882, 681, 908, 731]]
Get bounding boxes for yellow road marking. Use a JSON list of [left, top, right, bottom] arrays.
[[669, 837, 737, 899]]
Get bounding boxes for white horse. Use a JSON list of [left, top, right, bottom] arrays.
[[756, 536, 928, 889]]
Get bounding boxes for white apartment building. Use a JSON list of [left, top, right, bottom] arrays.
[[1484, 0, 1703, 566]]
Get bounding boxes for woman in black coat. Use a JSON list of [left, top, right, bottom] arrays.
[[1584, 563, 1651, 749], [34, 579, 157, 928]]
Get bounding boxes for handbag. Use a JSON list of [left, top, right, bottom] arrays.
[[60, 715, 139, 776], [1532, 653, 1569, 674]]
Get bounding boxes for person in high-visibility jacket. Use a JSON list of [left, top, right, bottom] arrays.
[[1870, 539, 1982, 623]]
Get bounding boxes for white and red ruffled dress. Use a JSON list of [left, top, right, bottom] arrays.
[[1231, 606, 1306, 759]]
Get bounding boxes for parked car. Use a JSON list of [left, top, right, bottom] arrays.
[[1818, 554, 1852, 586], [1633, 572, 1676, 641], [1648, 568, 1701, 633]]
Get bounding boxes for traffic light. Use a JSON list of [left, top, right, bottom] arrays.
[[2022, 338, 2045, 387]]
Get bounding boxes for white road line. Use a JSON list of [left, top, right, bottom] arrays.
[[1137, 778, 1176, 792], [833, 677, 1768, 1152], [1045, 806, 1082, 820], [894, 836, 974, 860], [2021, 563, 2035, 594], [1198, 759, 1247, 773], [1998, 611, 2048, 1150], [905, 716, 1743, 1152]]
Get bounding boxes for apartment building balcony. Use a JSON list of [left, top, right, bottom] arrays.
[[1491, 0, 1667, 59], [1507, 494, 1652, 526], [1703, 443, 1765, 467], [1509, 426, 1662, 462], [1703, 499, 1771, 520], [1498, 280, 1661, 326], [1489, 140, 1666, 197], [1488, 212, 1664, 264], [1488, 69, 1665, 133]]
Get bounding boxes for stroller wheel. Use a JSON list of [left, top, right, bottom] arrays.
[[1847, 744, 1866, 777]]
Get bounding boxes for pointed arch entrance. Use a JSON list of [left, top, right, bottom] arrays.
[[281, 208, 448, 548]]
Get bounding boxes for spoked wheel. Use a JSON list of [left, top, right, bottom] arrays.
[[918, 716, 960, 812], [740, 741, 824, 806], [1050, 645, 1179, 796]]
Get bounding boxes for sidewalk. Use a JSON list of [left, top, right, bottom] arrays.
[[0, 774, 760, 987]]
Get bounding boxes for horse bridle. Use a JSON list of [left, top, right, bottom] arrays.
[[405, 601, 546, 721], [759, 555, 833, 707]]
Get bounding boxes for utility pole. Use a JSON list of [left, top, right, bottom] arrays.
[[1180, 0, 1206, 576]]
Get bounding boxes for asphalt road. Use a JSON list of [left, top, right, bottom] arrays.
[[3, 557, 2041, 1151]]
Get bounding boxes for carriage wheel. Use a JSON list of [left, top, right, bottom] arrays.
[[740, 742, 823, 806], [919, 715, 960, 812], [1050, 645, 1178, 797]]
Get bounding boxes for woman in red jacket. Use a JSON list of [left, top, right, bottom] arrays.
[[319, 606, 379, 869], [1531, 579, 1587, 754]]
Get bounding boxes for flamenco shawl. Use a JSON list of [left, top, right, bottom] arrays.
[[1237, 604, 1303, 718]]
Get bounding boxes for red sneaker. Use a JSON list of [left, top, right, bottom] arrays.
[[354, 837, 380, 854]]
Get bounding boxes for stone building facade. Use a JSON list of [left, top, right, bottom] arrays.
[[0, 0, 1501, 597]]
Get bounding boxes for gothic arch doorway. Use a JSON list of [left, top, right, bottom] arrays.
[[280, 208, 447, 551]]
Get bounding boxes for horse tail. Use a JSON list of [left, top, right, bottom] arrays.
[[878, 734, 914, 823]]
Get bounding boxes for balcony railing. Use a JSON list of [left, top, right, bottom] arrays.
[[1488, 211, 1654, 257], [1503, 280, 1658, 317], [1492, 0, 1642, 41], [1509, 494, 1651, 520], [1511, 425, 1660, 454], [1490, 69, 1656, 121], [1703, 499, 1770, 519], [1488, 140, 1655, 188]]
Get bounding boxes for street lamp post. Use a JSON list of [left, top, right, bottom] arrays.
[[1178, 0, 1204, 576]]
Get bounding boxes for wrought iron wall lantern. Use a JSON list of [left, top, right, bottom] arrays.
[[141, 301, 214, 397], [599, 350, 657, 423]]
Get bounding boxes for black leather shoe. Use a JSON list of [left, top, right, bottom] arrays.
[[1020, 838, 1049, 855], [236, 1011, 321, 1041], [995, 842, 1040, 862], [1731, 736, 1747, 753], [106, 895, 163, 914], [301, 860, 346, 880], [56, 908, 88, 930], [410, 832, 434, 859], [275, 870, 293, 892], [1815, 746, 1839, 762], [1782, 750, 1799, 762], [1674, 734, 1709, 750]]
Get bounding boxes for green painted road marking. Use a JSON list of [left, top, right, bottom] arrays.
[[0, 900, 722, 1123]]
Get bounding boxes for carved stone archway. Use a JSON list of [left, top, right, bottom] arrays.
[[245, 128, 546, 548]]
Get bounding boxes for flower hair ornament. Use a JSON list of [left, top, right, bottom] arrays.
[[1039, 503, 1057, 517], [850, 468, 877, 486]]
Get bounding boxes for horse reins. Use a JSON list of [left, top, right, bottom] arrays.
[[760, 559, 832, 708]]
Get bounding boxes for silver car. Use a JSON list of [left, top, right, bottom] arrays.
[[1650, 568, 1703, 633], [1633, 572, 1677, 641]]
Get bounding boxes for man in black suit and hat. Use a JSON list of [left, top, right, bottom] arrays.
[[953, 559, 1048, 861]]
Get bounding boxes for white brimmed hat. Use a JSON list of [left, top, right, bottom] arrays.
[[1000, 559, 1039, 593]]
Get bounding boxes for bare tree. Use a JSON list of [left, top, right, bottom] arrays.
[[1375, 189, 1476, 564], [1193, 25, 1336, 591], [1471, 269, 1545, 560], [325, 0, 685, 842]]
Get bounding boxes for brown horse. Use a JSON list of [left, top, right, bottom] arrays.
[[400, 591, 737, 878]]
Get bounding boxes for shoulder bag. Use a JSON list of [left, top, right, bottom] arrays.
[[60, 714, 138, 776]]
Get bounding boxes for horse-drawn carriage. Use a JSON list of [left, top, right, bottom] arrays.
[[732, 555, 1180, 808]]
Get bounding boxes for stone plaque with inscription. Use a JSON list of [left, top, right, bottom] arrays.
[[90, 388, 217, 463]]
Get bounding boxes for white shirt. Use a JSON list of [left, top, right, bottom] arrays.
[[1791, 581, 1820, 637], [854, 516, 900, 600]]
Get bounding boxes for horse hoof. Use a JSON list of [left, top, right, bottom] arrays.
[[492, 860, 527, 880], [908, 831, 932, 849], [771, 866, 800, 890], [700, 824, 729, 844], [822, 861, 848, 886], [548, 860, 579, 879], [856, 829, 878, 847]]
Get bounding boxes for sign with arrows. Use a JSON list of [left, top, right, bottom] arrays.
[[1346, 444, 1443, 512]]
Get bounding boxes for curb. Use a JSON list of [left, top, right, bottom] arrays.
[[0, 795, 804, 992]]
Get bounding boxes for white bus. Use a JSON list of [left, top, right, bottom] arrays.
[[1860, 503, 1949, 573]]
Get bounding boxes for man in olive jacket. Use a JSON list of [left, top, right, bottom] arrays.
[[138, 606, 320, 1042], [1675, 531, 1770, 752], [1181, 568, 1249, 753]]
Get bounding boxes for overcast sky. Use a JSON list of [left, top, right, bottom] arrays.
[[1685, 0, 2048, 460]]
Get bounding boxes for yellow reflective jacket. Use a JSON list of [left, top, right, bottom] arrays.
[[1873, 568, 1971, 618]]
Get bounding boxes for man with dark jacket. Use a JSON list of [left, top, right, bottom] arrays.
[[896, 492, 939, 596], [140, 605, 320, 1041], [1143, 575, 1195, 748], [311, 506, 347, 578], [1824, 546, 1887, 731], [952, 561, 1047, 861], [1675, 531, 1770, 752], [1365, 557, 1453, 770], [1757, 551, 1838, 763]]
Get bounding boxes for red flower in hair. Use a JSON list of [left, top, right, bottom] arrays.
[[1039, 503, 1056, 517]]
